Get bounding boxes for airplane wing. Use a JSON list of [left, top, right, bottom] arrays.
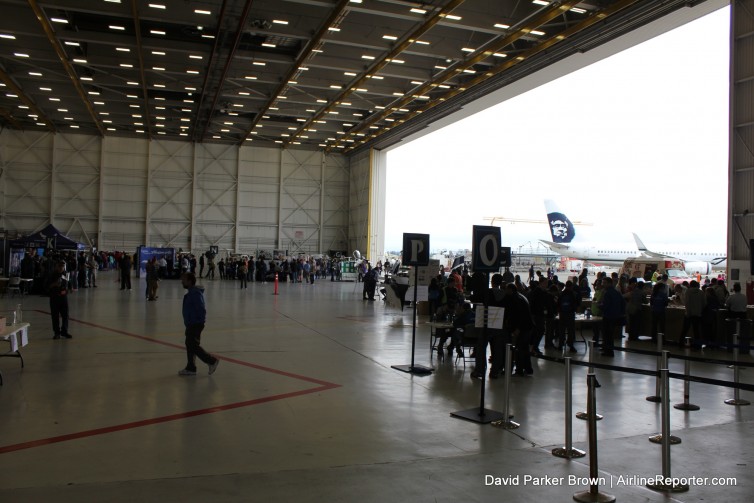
[[539, 239, 570, 253]]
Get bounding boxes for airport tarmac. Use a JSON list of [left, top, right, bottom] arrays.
[[0, 273, 751, 502]]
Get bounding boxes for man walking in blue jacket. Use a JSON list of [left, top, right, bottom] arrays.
[[179, 272, 220, 376]]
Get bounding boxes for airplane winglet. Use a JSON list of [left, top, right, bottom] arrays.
[[632, 233, 648, 251]]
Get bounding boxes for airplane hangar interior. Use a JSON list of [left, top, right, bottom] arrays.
[[1, 0, 753, 501]]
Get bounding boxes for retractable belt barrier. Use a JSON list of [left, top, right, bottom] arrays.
[[531, 353, 754, 392]]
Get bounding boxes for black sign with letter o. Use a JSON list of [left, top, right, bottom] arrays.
[[403, 233, 430, 266], [472, 226, 501, 272]]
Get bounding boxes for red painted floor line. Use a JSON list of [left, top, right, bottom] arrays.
[[35, 311, 339, 387], [0, 383, 338, 454], [1, 311, 342, 454]]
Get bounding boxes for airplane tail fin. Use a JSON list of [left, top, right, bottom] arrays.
[[544, 199, 577, 244]]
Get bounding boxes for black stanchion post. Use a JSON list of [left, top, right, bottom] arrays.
[[573, 372, 615, 503], [725, 318, 751, 406], [577, 340, 603, 421], [649, 350, 681, 445], [552, 356, 585, 459], [646, 366, 690, 493], [451, 280, 505, 424], [646, 332, 663, 402], [392, 266, 434, 375], [492, 343, 519, 429], [674, 336, 700, 411]]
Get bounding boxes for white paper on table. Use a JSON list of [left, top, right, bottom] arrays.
[[487, 307, 505, 330], [20, 327, 28, 347], [10, 332, 18, 352]]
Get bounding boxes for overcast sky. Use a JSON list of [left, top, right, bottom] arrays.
[[384, 6, 730, 254]]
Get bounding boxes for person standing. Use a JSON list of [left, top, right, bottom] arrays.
[[119, 253, 132, 290], [199, 253, 205, 278], [179, 273, 219, 376], [557, 280, 580, 353], [679, 280, 705, 348], [146, 257, 159, 301], [363, 264, 377, 300], [726, 282, 748, 319], [87, 253, 98, 287], [48, 261, 72, 339], [599, 277, 625, 357], [649, 282, 669, 342], [238, 260, 248, 289], [206, 255, 216, 280]]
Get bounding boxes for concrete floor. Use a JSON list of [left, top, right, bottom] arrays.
[[0, 274, 752, 502]]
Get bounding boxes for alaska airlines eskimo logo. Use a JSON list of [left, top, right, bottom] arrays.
[[547, 212, 575, 243]]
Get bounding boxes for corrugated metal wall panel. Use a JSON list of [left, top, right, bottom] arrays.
[[730, 0, 754, 273], [0, 132, 351, 256]]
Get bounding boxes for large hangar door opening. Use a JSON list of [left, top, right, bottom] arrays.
[[383, 6, 730, 259]]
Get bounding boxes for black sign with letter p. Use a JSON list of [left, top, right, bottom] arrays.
[[472, 226, 501, 272], [402, 233, 430, 266]]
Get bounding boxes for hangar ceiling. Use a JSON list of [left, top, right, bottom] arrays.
[[0, 0, 714, 154]]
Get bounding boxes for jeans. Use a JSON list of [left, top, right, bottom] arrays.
[[184, 324, 216, 371]]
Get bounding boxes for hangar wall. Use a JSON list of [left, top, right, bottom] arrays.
[[0, 130, 356, 256], [729, 0, 754, 279]]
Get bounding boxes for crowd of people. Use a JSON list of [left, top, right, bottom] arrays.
[[428, 264, 749, 380], [14, 246, 749, 381]]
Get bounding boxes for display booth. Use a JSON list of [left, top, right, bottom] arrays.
[[7, 224, 86, 276]]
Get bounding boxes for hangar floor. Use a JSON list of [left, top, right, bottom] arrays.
[[0, 273, 752, 502]]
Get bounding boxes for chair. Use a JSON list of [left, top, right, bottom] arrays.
[[7, 277, 21, 297], [456, 324, 480, 367]]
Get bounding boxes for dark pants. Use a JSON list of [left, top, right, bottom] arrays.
[[475, 328, 508, 375], [680, 316, 702, 346], [184, 324, 216, 372], [50, 297, 69, 336], [558, 315, 576, 347], [120, 271, 131, 289], [545, 316, 556, 347], [601, 317, 620, 354], [651, 310, 666, 341], [514, 328, 533, 374], [531, 314, 546, 352], [363, 280, 376, 299], [627, 311, 642, 340], [239, 275, 247, 289]]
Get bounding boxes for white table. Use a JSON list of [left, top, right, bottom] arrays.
[[1, 322, 30, 385]]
